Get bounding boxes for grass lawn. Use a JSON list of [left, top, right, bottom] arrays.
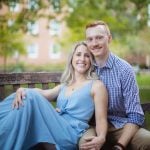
[[136, 73, 150, 130], [136, 74, 150, 103], [136, 74, 150, 87]]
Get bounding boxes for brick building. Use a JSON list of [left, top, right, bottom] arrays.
[[0, 0, 68, 67]]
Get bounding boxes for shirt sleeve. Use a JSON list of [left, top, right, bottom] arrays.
[[121, 65, 145, 126]]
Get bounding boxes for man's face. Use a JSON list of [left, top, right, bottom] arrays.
[[86, 25, 111, 58]]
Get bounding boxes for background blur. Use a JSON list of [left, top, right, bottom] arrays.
[[0, 1, 150, 100], [0, 0, 150, 71]]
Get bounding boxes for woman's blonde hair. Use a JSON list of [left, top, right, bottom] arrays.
[[60, 41, 98, 85]]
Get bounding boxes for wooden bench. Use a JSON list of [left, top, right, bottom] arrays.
[[0, 72, 61, 99], [0, 72, 150, 149], [0, 72, 150, 128]]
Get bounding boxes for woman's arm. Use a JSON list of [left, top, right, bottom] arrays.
[[92, 80, 108, 148], [80, 80, 108, 150], [34, 85, 61, 101], [12, 85, 61, 109]]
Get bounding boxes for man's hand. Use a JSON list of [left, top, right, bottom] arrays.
[[12, 88, 26, 109], [80, 136, 105, 150]]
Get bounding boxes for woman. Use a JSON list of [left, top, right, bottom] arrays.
[[0, 42, 108, 150]]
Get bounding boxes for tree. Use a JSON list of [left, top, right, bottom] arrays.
[[61, 0, 150, 65], [0, 0, 61, 72], [0, 0, 62, 33], [0, 26, 26, 72], [64, 0, 149, 43]]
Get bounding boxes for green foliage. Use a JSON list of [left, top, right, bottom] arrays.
[[136, 74, 150, 103], [66, 0, 143, 39], [26, 63, 65, 72], [0, 26, 26, 71], [0, 0, 65, 72], [136, 74, 150, 86], [63, 0, 150, 61]]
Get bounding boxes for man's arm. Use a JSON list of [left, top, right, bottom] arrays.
[[115, 123, 139, 149], [115, 65, 144, 149]]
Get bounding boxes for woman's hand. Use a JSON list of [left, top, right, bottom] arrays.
[[80, 136, 105, 150], [12, 88, 26, 109]]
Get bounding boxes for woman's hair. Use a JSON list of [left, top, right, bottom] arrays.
[[60, 41, 98, 85]]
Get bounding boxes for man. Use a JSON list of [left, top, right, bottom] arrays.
[[79, 21, 150, 150]]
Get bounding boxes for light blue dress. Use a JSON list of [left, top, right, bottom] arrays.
[[0, 81, 94, 150]]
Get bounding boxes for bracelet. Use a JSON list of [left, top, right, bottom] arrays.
[[112, 147, 121, 150], [113, 142, 125, 150]]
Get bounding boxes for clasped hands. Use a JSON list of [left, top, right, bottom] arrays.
[[80, 136, 105, 150]]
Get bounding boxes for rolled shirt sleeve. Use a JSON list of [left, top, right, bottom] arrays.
[[121, 65, 144, 126]]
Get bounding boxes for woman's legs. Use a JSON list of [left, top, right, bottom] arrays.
[[0, 89, 78, 150]]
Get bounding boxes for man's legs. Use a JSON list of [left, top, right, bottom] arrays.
[[79, 126, 150, 150], [30, 143, 56, 150], [129, 128, 150, 150], [106, 128, 150, 150], [106, 127, 150, 150]]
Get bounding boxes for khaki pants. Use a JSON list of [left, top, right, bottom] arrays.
[[79, 126, 150, 150]]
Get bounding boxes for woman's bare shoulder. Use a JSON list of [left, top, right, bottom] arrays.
[[92, 80, 105, 88]]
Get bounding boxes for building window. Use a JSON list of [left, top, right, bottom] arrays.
[[27, 21, 39, 35], [8, 19, 15, 27], [9, 2, 20, 12], [49, 43, 61, 59], [52, 0, 60, 12], [27, 0, 39, 10], [27, 44, 39, 59], [49, 20, 60, 36]]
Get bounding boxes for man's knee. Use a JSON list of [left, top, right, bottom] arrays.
[[78, 127, 96, 147], [130, 128, 150, 150]]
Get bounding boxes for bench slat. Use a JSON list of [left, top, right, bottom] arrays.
[[0, 85, 5, 100], [42, 83, 49, 89], [13, 84, 20, 92], [0, 72, 150, 116], [0, 72, 61, 85], [141, 103, 150, 113], [28, 84, 36, 88]]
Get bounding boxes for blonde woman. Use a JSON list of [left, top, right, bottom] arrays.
[[0, 42, 108, 150]]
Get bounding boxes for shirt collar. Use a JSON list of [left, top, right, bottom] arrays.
[[93, 52, 114, 69]]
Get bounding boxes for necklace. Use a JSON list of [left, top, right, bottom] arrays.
[[70, 85, 77, 91]]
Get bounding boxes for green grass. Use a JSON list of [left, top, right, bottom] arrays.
[[136, 74, 150, 103], [139, 89, 150, 103], [136, 74, 150, 130], [136, 74, 150, 86]]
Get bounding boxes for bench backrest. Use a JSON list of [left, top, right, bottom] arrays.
[[0, 72, 150, 128], [0, 72, 61, 99]]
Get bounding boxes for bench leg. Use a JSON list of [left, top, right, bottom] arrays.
[[30, 142, 56, 150]]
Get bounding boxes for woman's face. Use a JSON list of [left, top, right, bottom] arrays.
[[72, 44, 92, 74]]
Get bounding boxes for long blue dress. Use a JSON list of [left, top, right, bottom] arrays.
[[0, 81, 94, 150]]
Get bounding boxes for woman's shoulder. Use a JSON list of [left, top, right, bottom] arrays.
[[93, 79, 104, 86], [90, 79, 106, 91]]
